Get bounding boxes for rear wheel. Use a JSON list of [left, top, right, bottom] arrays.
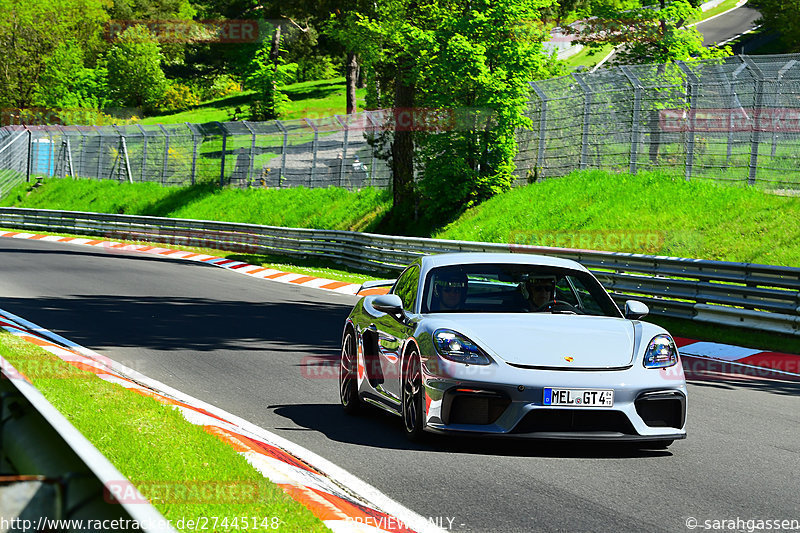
[[339, 330, 361, 414], [402, 352, 425, 441]]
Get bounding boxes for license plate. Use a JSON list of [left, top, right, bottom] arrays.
[[543, 388, 614, 407]]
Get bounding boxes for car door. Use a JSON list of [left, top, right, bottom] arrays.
[[372, 264, 420, 401]]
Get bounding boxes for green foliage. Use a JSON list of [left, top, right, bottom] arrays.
[[572, 0, 732, 64], [245, 43, 298, 120], [351, 0, 563, 220], [753, 0, 800, 52], [158, 83, 200, 112], [105, 25, 169, 111], [34, 40, 110, 110], [0, 0, 109, 108]]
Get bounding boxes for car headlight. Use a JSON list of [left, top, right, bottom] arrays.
[[433, 329, 491, 365], [643, 335, 678, 368]]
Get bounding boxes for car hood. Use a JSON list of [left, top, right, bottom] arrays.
[[433, 314, 636, 369]]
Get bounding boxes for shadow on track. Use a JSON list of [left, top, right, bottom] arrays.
[[270, 403, 674, 459], [0, 294, 350, 354]]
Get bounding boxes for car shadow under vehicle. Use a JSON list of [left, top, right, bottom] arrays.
[[270, 403, 674, 458]]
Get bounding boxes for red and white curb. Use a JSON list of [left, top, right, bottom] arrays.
[[0, 308, 444, 533], [674, 337, 800, 380], [0, 231, 380, 297]]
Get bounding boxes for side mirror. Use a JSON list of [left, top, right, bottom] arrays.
[[371, 294, 404, 315], [624, 300, 649, 320]]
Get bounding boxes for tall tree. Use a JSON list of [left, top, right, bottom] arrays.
[[105, 25, 169, 110], [0, 0, 108, 109], [348, 0, 562, 218]]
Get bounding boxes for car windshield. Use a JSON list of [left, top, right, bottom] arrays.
[[422, 263, 621, 317]]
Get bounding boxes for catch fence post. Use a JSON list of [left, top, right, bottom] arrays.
[[276, 120, 288, 188], [243, 120, 257, 187], [529, 81, 548, 175], [742, 55, 764, 186], [677, 61, 699, 181], [621, 66, 642, 175], [305, 118, 318, 188], [573, 73, 592, 170]]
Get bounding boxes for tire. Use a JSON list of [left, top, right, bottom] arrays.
[[339, 330, 361, 414], [402, 351, 426, 441]]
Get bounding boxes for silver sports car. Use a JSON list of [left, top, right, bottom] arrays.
[[340, 253, 687, 447]]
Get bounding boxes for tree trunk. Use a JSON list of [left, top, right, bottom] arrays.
[[391, 60, 415, 212], [270, 25, 282, 63], [346, 52, 358, 114]]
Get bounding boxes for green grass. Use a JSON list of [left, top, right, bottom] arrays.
[[0, 178, 391, 232], [686, 0, 743, 25], [564, 43, 616, 69], [0, 332, 328, 532], [138, 78, 366, 125], [436, 169, 800, 266]]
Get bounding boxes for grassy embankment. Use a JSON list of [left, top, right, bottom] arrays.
[[0, 332, 328, 532], [3, 169, 800, 353], [139, 78, 367, 125]]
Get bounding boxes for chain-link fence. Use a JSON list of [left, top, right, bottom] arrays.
[[2, 54, 800, 197], [0, 129, 30, 198], [516, 54, 800, 187], [0, 116, 392, 193]]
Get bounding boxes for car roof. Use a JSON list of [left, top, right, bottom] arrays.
[[420, 252, 589, 273]]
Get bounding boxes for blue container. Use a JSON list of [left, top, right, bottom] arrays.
[[31, 139, 54, 176]]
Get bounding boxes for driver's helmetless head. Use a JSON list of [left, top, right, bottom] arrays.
[[434, 272, 468, 310], [528, 277, 556, 308]]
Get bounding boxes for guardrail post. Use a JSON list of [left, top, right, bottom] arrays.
[[529, 81, 548, 175], [621, 66, 642, 175], [573, 73, 592, 170], [742, 55, 764, 186], [677, 61, 699, 181], [305, 118, 318, 188]]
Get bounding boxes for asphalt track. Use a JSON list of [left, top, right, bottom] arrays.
[[2, 238, 799, 532], [696, 5, 761, 47]]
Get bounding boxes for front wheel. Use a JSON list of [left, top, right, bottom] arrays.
[[402, 352, 425, 441], [339, 330, 361, 414]]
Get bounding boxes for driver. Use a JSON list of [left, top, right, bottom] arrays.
[[524, 276, 556, 310], [432, 270, 468, 311]]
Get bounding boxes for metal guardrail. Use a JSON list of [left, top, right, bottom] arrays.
[[0, 355, 175, 532], [1, 207, 798, 335]]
